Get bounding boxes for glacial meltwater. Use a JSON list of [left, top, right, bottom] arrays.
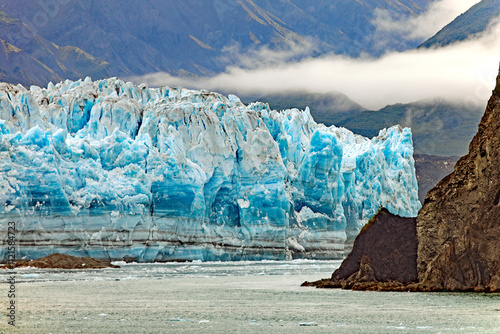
[[1, 260, 499, 333]]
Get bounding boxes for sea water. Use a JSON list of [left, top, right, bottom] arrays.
[[1, 260, 499, 333]]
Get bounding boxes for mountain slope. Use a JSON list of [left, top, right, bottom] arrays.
[[421, 0, 500, 48], [0, 10, 111, 87], [338, 99, 484, 156], [0, 38, 59, 87], [0, 0, 430, 85]]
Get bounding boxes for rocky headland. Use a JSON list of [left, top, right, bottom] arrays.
[[304, 66, 500, 293], [303, 208, 418, 291]]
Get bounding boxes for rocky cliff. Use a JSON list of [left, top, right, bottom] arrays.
[[306, 66, 500, 292], [416, 67, 500, 292]]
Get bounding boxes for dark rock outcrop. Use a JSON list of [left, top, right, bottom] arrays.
[[305, 66, 500, 292], [303, 208, 418, 291], [1, 253, 119, 269]]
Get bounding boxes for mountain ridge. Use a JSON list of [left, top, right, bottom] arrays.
[[0, 0, 430, 85], [421, 0, 500, 48], [0, 10, 111, 87]]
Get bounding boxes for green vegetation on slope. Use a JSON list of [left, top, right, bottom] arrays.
[[338, 99, 484, 156]]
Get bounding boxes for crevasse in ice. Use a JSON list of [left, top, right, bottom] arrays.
[[0, 77, 420, 261]]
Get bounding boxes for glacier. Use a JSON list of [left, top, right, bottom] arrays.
[[0, 77, 420, 261]]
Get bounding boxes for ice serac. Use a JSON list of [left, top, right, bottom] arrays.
[[0, 78, 420, 261]]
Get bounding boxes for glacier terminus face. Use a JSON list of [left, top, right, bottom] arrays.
[[0, 78, 421, 261]]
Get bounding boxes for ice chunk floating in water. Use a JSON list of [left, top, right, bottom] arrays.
[[0, 78, 420, 261]]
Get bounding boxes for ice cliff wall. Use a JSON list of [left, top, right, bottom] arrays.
[[0, 78, 420, 261]]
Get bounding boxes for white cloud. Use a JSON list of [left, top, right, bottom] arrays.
[[130, 2, 499, 110], [218, 38, 316, 70]]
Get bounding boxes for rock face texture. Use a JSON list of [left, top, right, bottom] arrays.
[[416, 68, 500, 292], [302, 208, 418, 291]]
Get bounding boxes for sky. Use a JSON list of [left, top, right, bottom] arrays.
[[131, 0, 498, 110]]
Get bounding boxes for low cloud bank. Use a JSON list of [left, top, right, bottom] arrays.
[[130, 2, 499, 110]]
